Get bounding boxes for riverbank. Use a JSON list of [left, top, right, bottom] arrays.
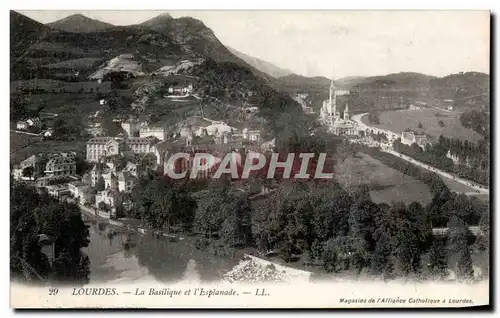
[[80, 206, 317, 282]]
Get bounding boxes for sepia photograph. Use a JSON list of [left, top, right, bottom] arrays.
[[9, 8, 491, 309]]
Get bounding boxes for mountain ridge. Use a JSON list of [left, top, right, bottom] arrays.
[[226, 46, 294, 78], [47, 13, 115, 33]]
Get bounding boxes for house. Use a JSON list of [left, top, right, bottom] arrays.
[[336, 90, 349, 96], [68, 181, 94, 205], [16, 121, 28, 130], [401, 132, 428, 150], [446, 150, 460, 164], [86, 136, 158, 162], [242, 128, 261, 143], [95, 189, 122, 213], [260, 139, 276, 152], [196, 122, 236, 137], [167, 84, 193, 95], [44, 153, 76, 177], [121, 119, 141, 137], [86, 127, 105, 137], [26, 118, 41, 128], [117, 171, 136, 192], [43, 129, 53, 138], [17, 154, 46, 178], [45, 184, 70, 200], [139, 124, 167, 141]]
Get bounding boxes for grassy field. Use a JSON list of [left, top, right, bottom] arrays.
[[335, 152, 433, 205], [362, 108, 483, 143], [43, 57, 105, 70], [10, 132, 86, 165], [11, 80, 111, 94]]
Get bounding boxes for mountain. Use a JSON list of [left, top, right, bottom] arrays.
[[335, 76, 367, 90], [136, 14, 273, 83], [10, 10, 51, 60], [226, 46, 293, 78], [351, 71, 489, 98], [277, 74, 331, 89], [10, 11, 189, 80], [47, 14, 114, 33], [351, 72, 437, 91]]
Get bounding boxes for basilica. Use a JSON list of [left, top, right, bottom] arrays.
[[319, 78, 358, 136]]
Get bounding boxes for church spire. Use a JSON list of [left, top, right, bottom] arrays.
[[329, 77, 336, 118], [344, 101, 350, 120]]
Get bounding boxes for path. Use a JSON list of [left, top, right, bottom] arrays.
[[351, 113, 489, 195], [11, 130, 42, 136]]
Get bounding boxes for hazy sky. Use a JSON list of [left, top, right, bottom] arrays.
[[18, 10, 490, 78]]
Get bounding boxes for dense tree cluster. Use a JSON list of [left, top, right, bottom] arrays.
[[252, 179, 487, 280], [111, 141, 488, 281], [460, 110, 490, 139], [393, 136, 489, 186], [10, 181, 90, 285]]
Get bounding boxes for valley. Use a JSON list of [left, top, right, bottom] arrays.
[[9, 10, 490, 296]]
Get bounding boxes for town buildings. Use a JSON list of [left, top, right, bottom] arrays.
[[13, 152, 77, 181]]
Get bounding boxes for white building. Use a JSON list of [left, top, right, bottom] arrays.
[[121, 120, 141, 137], [401, 132, 428, 150], [139, 124, 167, 141], [335, 89, 349, 96], [16, 121, 28, 130], [195, 122, 236, 137], [85, 136, 158, 162], [68, 181, 94, 205], [167, 84, 193, 95], [242, 128, 261, 143]]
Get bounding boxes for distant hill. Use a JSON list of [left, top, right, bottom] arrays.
[[226, 46, 293, 78], [352, 72, 438, 91], [47, 14, 115, 33], [335, 76, 367, 90], [277, 74, 330, 91]]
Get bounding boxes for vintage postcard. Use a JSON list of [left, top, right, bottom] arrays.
[[10, 10, 490, 308]]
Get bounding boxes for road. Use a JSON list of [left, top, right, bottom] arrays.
[[351, 113, 489, 195], [10, 130, 42, 136]]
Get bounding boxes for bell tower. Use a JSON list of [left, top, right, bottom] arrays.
[[344, 102, 350, 120]]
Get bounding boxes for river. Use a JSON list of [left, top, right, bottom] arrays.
[[81, 215, 237, 284]]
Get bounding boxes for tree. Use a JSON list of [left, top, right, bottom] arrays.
[[221, 195, 253, 248], [10, 182, 90, 285], [448, 216, 474, 280], [371, 230, 394, 279], [438, 120, 445, 128], [428, 238, 448, 279], [22, 166, 34, 179], [418, 122, 423, 129], [396, 221, 422, 277]]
